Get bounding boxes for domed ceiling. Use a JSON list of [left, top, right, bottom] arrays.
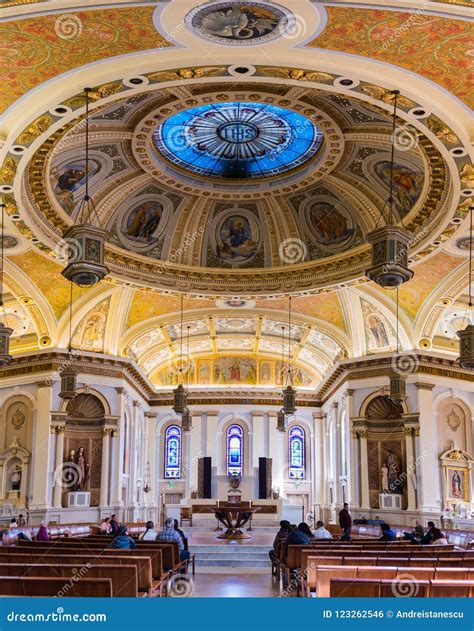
[[0, 0, 471, 385], [14, 76, 463, 297]]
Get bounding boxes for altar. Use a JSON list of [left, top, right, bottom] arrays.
[[185, 498, 282, 524]]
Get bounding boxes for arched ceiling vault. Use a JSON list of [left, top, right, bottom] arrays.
[[0, 0, 472, 384]]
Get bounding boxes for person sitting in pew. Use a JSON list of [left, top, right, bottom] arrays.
[[298, 522, 314, 540], [99, 517, 112, 535], [109, 514, 119, 534], [0, 528, 9, 544], [269, 520, 291, 562], [140, 520, 159, 541], [431, 528, 448, 545], [156, 517, 190, 562], [313, 520, 332, 540], [17, 514, 27, 528], [404, 520, 436, 545], [36, 521, 50, 542], [8, 518, 18, 529], [286, 523, 311, 547], [174, 519, 188, 552], [379, 523, 396, 541], [110, 524, 136, 549]]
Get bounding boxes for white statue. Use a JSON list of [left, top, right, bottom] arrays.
[[10, 464, 22, 491]]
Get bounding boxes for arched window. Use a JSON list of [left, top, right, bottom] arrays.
[[288, 426, 305, 479], [227, 425, 243, 476], [164, 425, 181, 479]]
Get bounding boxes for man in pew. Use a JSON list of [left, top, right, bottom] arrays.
[[156, 517, 189, 562], [314, 521, 332, 540], [379, 523, 396, 542], [339, 503, 352, 541], [109, 514, 119, 535], [174, 519, 188, 552], [404, 520, 436, 545], [110, 524, 136, 549]]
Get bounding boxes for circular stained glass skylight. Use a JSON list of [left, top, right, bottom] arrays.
[[154, 102, 323, 180]]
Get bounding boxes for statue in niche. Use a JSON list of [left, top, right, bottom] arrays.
[[9, 464, 22, 491], [386, 450, 402, 493], [75, 447, 89, 491], [380, 463, 389, 493]]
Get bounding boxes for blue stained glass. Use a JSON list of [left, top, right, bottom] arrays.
[[164, 425, 181, 479], [227, 424, 243, 476], [289, 426, 305, 479], [154, 102, 323, 180]]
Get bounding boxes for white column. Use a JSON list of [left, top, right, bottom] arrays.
[[111, 387, 125, 507], [345, 389, 355, 506], [333, 402, 342, 504], [404, 425, 417, 511], [144, 412, 156, 509], [357, 429, 371, 510], [269, 411, 284, 494], [30, 382, 53, 510], [100, 428, 111, 507], [128, 400, 140, 506], [206, 411, 220, 473], [52, 425, 65, 508], [252, 411, 265, 469], [188, 412, 202, 496], [416, 382, 441, 513], [183, 430, 192, 499], [312, 411, 324, 520]]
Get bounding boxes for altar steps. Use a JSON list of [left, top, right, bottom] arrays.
[[189, 544, 271, 569]]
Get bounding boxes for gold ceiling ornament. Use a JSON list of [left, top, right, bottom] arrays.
[[15, 115, 52, 146], [426, 118, 460, 145], [257, 67, 334, 83], [0, 158, 18, 184], [460, 164, 474, 189], [360, 85, 415, 110], [147, 67, 228, 82]]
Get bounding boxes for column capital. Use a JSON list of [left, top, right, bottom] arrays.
[[36, 380, 54, 389], [353, 429, 369, 439], [415, 381, 435, 391]]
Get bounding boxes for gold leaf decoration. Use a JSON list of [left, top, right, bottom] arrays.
[[16, 115, 52, 145], [459, 164, 474, 188], [360, 84, 415, 109]]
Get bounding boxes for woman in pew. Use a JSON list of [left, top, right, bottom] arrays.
[[36, 521, 50, 542], [140, 520, 159, 541], [99, 517, 112, 535], [269, 520, 291, 563], [431, 529, 448, 545], [110, 524, 136, 549]]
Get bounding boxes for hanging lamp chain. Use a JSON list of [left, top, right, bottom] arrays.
[[76, 88, 102, 228]]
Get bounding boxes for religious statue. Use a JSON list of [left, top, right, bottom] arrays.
[[380, 463, 389, 493], [386, 450, 402, 493], [75, 447, 89, 491], [9, 464, 22, 491]]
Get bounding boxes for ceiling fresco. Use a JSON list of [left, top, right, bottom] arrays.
[[0, 0, 471, 385]]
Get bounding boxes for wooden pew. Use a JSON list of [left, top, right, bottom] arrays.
[[330, 577, 474, 598], [0, 563, 138, 597], [0, 576, 112, 597], [0, 550, 154, 595]]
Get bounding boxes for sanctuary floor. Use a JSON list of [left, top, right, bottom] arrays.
[[190, 573, 280, 598]]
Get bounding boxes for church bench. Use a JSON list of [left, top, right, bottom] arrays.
[[329, 577, 474, 598], [0, 563, 138, 597], [0, 551, 154, 595], [306, 564, 474, 597], [0, 576, 112, 597]]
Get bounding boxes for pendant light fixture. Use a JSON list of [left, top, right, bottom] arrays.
[[61, 88, 109, 287], [282, 297, 296, 416], [366, 90, 414, 289], [0, 201, 12, 366], [389, 287, 407, 404], [277, 324, 287, 432], [173, 296, 187, 415], [458, 204, 474, 369], [59, 282, 77, 400], [182, 324, 192, 432], [143, 455, 152, 495]]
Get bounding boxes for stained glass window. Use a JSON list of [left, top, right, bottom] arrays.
[[227, 424, 243, 476], [164, 425, 181, 479], [288, 426, 305, 479], [154, 102, 322, 180]]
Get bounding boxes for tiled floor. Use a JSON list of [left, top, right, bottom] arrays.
[[187, 531, 274, 546], [190, 572, 280, 598]]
